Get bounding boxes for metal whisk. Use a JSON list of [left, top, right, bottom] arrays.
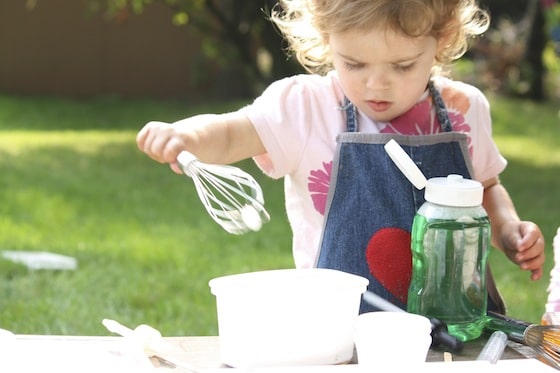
[[485, 311, 560, 370], [177, 151, 270, 235]]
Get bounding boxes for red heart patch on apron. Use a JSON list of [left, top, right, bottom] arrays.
[[366, 227, 412, 304]]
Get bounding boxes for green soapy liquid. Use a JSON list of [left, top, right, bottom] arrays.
[[407, 214, 491, 342]]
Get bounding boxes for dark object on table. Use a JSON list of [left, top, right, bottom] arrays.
[[429, 317, 464, 352]]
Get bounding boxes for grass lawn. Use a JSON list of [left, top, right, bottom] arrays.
[[0, 92, 558, 337]]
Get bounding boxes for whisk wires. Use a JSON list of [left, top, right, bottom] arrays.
[[523, 324, 560, 369], [178, 151, 270, 235]]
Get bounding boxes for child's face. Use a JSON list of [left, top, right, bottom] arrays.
[[329, 27, 439, 123]]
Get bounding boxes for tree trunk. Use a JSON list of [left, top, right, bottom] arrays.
[[522, 0, 547, 101]]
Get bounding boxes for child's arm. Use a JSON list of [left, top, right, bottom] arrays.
[[136, 111, 265, 174], [482, 176, 545, 281]]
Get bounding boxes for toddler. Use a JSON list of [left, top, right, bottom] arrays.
[[137, 0, 545, 313]]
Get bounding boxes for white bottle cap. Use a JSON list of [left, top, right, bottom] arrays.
[[425, 174, 483, 207]]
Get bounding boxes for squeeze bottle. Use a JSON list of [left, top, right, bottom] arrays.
[[407, 174, 490, 341], [384, 139, 490, 342]]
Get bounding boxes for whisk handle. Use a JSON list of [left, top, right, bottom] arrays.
[[485, 311, 530, 344], [177, 151, 198, 176]]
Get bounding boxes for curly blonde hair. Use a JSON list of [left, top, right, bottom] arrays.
[[270, 0, 489, 74]]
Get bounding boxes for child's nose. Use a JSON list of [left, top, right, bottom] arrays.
[[365, 69, 390, 90]]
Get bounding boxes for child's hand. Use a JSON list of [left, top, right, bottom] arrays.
[[499, 221, 545, 281], [136, 120, 187, 174]]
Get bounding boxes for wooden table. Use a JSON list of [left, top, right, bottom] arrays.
[[427, 334, 537, 362], [6, 334, 555, 372]]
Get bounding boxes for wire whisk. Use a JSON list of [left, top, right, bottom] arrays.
[[485, 311, 560, 370], [177, 151, 270, 235]]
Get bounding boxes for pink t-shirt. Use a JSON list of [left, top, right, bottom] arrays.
[[240, 72, 507, 268]]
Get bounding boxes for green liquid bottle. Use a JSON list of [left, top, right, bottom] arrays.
[[407, 175, 490, 342]]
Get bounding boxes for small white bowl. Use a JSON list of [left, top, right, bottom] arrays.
[[354, 311, 432, 366]]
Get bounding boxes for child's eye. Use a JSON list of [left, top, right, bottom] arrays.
[[394, 62, 415, 72], [343, 61, 364, 71]]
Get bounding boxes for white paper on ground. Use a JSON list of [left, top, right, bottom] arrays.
[[1, 250, 78, 270]]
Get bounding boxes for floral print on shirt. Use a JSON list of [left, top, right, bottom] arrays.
[[308, 161, 332, 215], [307, 86, 473, 216], [381, 87, 473, 150]]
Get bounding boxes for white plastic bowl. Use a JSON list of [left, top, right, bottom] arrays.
[[354, 311, 432, 366], [209, 268, 369, 368]]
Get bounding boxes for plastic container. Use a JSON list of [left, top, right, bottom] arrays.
[[209, 268, 368, 368], [407, 175, 490, 342], [354, 311, 432, 366]]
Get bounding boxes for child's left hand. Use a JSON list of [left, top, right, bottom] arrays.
[[498, 220, 545, 281]]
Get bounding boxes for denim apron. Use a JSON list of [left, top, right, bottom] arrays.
[[316, 81, 505, 314]]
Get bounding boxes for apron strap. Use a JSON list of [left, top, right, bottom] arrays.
[[341, 97, 358, 132], [428, 80, 453, 132]]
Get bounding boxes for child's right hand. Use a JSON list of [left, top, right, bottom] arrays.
[[136, 120, 189, 174]]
